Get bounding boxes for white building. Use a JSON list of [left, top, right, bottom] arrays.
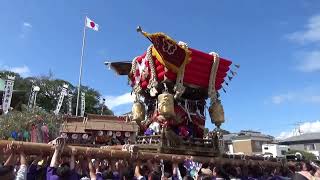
[[262, 144, 290, 158]]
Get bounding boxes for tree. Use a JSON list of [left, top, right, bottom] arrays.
[[287, 149, 317, 161], [0, 71, 30, 111], [0, 108, 63, 141], [0, 70, 113, 115]]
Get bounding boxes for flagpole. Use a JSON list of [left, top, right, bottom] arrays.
[[76, 17, 87, 116]]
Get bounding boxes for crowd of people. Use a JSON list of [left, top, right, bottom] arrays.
[[1, 137, 320, 180]]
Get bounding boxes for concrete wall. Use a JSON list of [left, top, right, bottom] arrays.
[[289, 143, 320, 151], [289, 144, 305, 151], [232, 140, 252, 155]]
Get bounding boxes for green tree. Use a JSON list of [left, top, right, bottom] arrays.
[[0, 70, 113, 115], [0, 108, 62, 140], [287, 149, 317, 161], [0, 71, 30, 111], [74, 86, 113, 115]]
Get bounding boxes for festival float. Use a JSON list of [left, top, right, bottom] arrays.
[[60, 114, 138, 146], [2, 27, 287, 166], [106, 27, 240, 157]]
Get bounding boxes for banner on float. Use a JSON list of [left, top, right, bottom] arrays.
[[54, 84, 69, 115], [2, 76, 15, 114], [80, 92, 85, 117]]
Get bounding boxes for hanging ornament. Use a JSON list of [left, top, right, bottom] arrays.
[[132, 101, 145, 123], [230, 70, 237, 76], [225, 82, 229, 86], [222, 88, 227, 93], [158, 92, 175, 118], [234, 64, 240, 68], [208, 99, 225, 128], [228, 76, 233, 81]]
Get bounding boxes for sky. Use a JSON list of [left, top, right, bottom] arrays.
[[0, 0, 320, 139]]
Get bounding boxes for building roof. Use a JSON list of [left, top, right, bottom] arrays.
[[104, 61, 131, 75], [85, 120, 138, 132], [60, 122, 87, 133], [279, 133, 320, 143], [61, 114, 138, 133], [232, 130, 274, 141], [223, 133, 238, 141]]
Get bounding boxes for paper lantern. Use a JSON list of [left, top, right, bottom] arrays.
[[125, 132, 130, 137], [82, 134, 89, 140], [71, 134, 78, 140], [61, 133, 68, 139], [116, 132, 121, 137], [107, 131, 113, 136], [98, 131, 104, 136]]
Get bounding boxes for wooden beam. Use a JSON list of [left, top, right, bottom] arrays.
[[0, 140, 282, 167]]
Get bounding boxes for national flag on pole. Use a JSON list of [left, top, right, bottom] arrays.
[[85, 17, 99, 31]]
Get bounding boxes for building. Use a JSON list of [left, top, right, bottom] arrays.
[[60, 114, 139, 146], [224, 130, 274, 155], [262, 144, 290, 158], [279, 132, 320, 160]]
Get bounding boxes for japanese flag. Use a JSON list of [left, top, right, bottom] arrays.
[[86, 17, 99, 31]]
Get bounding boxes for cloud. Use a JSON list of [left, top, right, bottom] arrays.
[[277, 120, 320, 139], [287, 15, 320, 44], [271, 87, 320, 104], [20, 21, 32, 38], [0, 65, 31, 77], [271, 93, 295, 104], [296, 50, 320, 72], [104, 92, 134, 109], [23, 22, 32, 28]]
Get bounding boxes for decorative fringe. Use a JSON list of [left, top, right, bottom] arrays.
[[222, 87, 226, 93], [230, 70, 237, 76]]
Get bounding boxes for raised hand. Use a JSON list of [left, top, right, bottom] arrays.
[[54, 137, 65, 152]]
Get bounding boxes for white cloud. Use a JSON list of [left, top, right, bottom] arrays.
[[296, 50, 320, 72], [287, 15, 320, 44], [104, 92, 135, 109], [277, 120, 320, 139], [23, 22, 32, 28], [10, 65, 30, 76], [20, 21, 32, 38], [271, 87, 320, 104], [0, 65, 31, 77], [271, 93, 294, 104]]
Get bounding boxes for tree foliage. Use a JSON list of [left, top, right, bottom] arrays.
[[0, 70, 113, 115], [0, 108, 62, 140], [287, 149, 317, 161]]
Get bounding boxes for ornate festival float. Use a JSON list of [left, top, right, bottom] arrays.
[[106, 27, 240, 157], [60, 114, 138, 147]]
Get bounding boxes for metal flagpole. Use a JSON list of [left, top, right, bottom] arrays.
[[76, 16, 87, 116]]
